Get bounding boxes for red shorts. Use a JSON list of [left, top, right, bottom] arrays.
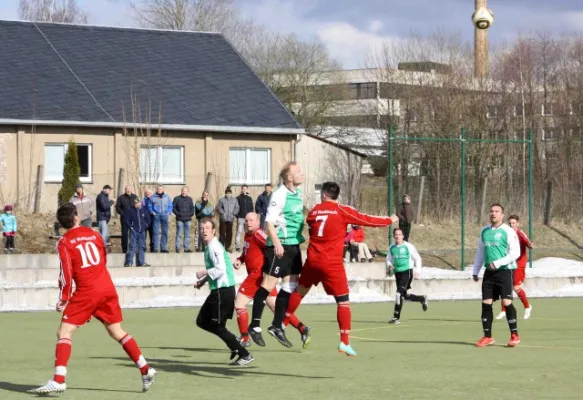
[[62, 291, 123, 326], [298, 260, 349, 297], [513, 268, 526, 285], [238, 273, 278, 299]]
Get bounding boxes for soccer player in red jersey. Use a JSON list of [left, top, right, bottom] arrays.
[[31, 203, 156, 394], [234, 212, 310, 347], [496, 214, 534, 321], [280, 182, 398, 355]]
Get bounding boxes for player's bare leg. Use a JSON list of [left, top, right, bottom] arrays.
[[513, 283, 532, 319], [235, 293, 253, 346], [31, 322, 78, 394], [105, 323, 156, 391], [248, 274, 279, 346], [267, 275, 297, 348]]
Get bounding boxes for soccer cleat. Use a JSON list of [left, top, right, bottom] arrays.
[[507, 333, 520, 347], [300, 326, 312, 349], [267, 325, 293, 348], [338, 342, 357, 356], [30, 380, 67, 394], [142, 368, 157, 392], [422, 295, 429, 312], [229, 353, 254, 366], [237, 336, 252, 348], [248, 326, 266, 347], [388, 317, 400, 325], [475, 337, 495, 347], [524, 306, 533, 320], [495, 311, 506, 320]]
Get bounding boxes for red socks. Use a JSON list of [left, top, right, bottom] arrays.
[[516, 288, 530, 308], [338, 303, 351, 345], [120, 334, 149, 375], [283, 291, 304, 329], [236, 308, 249, 340], [53, 338, 72, 384]]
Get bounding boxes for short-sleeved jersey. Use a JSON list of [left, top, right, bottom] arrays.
[[515, 229, 532, 269], [307, 201, 393, 264], [237, 229, 267, 274], [57, 226, 115, 302], [265, 184, 305, 246]]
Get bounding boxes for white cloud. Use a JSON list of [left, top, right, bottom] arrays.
[[369, 20, 383, 33], [562, 11, 583, 31]]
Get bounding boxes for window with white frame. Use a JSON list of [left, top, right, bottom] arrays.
[[44, 143, 92, 183], [229, 148, 271, 185], [486, 105, 500, 119], [542, 127, 558, 141], [140, 146, 184, 184], [541, 103, 553, 116]]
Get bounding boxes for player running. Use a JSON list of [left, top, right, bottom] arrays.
[[234, 212, 310, 347], [248, 162, 305, 348], [281, 182, 397, 356], [386, 229, 428, 324], [473, 203, 521, 348], [496, 214, 533, 320], [31, 203, 156, 394], [194, 217, 254, 366]]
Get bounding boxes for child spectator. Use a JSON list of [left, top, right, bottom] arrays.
[[351, 225, 373, 263], [0, 204, 17, 254]]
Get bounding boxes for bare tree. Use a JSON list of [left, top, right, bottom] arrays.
[[19, 0, 88, 23]]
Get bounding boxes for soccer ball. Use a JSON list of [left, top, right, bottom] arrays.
[[472, 7, 494, 30]]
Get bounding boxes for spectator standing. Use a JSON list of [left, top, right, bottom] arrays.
[[397, 194, 414, 241], [173, 186, 195, 253], [96, 185, 114, 246], [142, 189, 155, 252], [351, 225, 373, 262], [116, 185, 138, 253], [123, 198, 151, 267], [0, 204, 17, 254], [217, 187, 239, 252], [235, 185, 254, 251], [149, 185, 173, 253], [255, 183, 272, 230], [194, 191, 214, 252], [70, 183, 93, 227]]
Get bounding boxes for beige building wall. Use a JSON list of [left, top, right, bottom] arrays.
[[297, 135, 363, 210], [0, 125, 295, 214]]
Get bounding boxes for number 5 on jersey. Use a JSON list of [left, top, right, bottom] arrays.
[[315, 215, 328, 237], [76, 242, 101, 268]]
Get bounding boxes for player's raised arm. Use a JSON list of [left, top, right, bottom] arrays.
[[206, 240, 226, 281], [472, 235, 485, 278], [56, 239, 73, 304], [338, 204, 395, 227], [491, 226, 520, 268]]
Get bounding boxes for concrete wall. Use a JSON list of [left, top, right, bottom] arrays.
[[0, 125, 295, 212]]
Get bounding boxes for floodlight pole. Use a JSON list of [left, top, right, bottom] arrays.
[[460, 128, 467, 270], [528, 128, 534, 268], [388, 124, 394, 241]]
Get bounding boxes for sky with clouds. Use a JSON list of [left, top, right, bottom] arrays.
[[1, 0, 582, 68]]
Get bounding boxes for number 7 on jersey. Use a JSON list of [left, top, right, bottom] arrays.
[[315, 215, 328, 237]]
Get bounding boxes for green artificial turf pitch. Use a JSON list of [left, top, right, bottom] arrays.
[[1, 298, 582, 399]]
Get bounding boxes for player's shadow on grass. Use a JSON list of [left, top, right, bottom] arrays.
[[142, 346, 292, 354], [0, 381, 137, 396], [99, 357, 333, 380]]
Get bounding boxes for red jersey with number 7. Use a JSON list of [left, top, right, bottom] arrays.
[[57, 226, 116, 302], [307, 202, 393, 263]]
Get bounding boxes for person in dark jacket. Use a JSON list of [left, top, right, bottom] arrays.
[[254, 183, 272, 230], [194, 191, 214, 252], [148, 185, 173, 253], [173, 186, 195, 253], [217, 187, 239, 251], [115, 185, 138, 253], [235, 185, 254, 251], [96, 184, 115, 245], [142, 188, 155, 252], [124, 198, 151, 267], [397, 194, 414, 241]]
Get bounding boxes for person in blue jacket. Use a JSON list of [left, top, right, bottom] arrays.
[[124, 198, 151, 267], [148, 185, 173, 253], [0, 204, 17, 254]]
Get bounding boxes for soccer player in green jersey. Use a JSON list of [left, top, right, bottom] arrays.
[[386, 228, 428, 324], [472, 203, 521, 348], [195, 217, 254, 365], [248, 162, 307, 348]]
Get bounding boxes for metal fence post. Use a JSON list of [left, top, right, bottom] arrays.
[[388, 125, 394, 241], [528, 129, 533, 268], [460, 128, 466, 271]]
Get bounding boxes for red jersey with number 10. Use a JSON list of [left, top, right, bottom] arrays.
[[237, 229, 267, 274], [57, 226, 116, 302], [307, 202, 393, 264]]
